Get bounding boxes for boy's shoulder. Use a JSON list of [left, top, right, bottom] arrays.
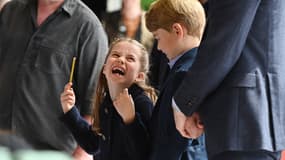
[[173, 47, 198, 71]]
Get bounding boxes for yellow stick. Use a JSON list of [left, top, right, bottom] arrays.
[[69, 57, 76, 83]]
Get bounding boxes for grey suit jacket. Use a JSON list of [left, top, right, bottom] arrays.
[[174, 0, 285, 157]]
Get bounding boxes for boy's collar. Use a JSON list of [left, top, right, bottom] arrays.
[[168, 54, 183, 69], [168, 47, 198, 69]]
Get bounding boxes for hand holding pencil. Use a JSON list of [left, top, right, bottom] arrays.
[[60, 82, 75, 113], [60, 57, 77, 113]]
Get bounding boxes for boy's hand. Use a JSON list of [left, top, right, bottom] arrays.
[[184, 112, 204, 138], [113, 88, 135, 124], [173, 109, 191, 138], [174, 110, 204, 139], [60, 82, 75, 113]]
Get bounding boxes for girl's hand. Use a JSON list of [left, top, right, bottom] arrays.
[[113, 88, 135, 124], [60, 82, 75, 113]]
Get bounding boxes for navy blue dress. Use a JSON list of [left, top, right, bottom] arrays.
[[61, 84, 153, 160]]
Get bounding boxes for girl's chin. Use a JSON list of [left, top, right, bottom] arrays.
[[106, 75, 126, 82]]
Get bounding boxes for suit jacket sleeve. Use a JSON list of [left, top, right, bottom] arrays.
[[174, 0, 261, 116]]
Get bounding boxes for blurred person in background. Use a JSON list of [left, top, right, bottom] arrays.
[[0, 0, 108, 160], [81, 0, 142, 42]]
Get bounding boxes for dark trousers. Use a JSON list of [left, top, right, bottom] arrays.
[[211, 150, 281, 160]]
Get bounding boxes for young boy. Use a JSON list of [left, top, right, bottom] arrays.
[[145, 0, 207, 159]]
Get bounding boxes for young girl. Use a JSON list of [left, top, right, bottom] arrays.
[[60, 38, 157, 160]]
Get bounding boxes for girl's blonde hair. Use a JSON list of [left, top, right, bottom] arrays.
[[145, 0, 206, 39], [91, 38, 157, 134]]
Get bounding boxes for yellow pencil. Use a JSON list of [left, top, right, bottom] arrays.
[[69, 57, 76, 83]]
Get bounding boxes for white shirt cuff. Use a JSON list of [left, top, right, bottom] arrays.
[[172, 98, 182, 112]]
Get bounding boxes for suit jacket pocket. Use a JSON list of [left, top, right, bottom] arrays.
[[226, 72, 257, 88]]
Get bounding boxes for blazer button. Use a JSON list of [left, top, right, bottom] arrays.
[[187, 101, 192, 106], [187, 97, 198, 106], [104, 108, 108, 114]]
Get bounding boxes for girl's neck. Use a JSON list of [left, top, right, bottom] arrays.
[[107, 81, 129, 101]]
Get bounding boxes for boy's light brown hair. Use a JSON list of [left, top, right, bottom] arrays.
[[145, 0, 206, 39]]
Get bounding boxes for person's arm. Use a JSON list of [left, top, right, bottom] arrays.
[[172, 99, 189, 138], [114, 94, 152, 160], [74, 20, 108, 117], [172, 99, 204, 138], [72, 20, 108, 160], [121, 0, 141, 38], [174, 0, 261, 116], [123, 113, 151, 160], [113, 89, 136, 124], [60, 83, 98, 158], [72, 115, 93, 160], [61, 107, 100, 155]]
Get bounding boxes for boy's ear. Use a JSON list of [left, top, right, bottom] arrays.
[[135, 72, 145, 82], [172, 23, 183, 36]]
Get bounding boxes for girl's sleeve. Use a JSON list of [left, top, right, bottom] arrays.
[[122, 97, 153, 160], [60, 107, 99, 154]]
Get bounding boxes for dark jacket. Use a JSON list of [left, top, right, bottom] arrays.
[[174, 0, 285, 158], [61, 84, 153, 160], [149, 48, 207, 160]]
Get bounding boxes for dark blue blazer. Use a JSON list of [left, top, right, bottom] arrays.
[[61, 84, 153, 160], [149, 48, 207, 160], [174, 0, 285, 158]]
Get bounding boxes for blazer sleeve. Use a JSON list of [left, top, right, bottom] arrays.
[[174, 0, 261, 116], [61, 107, 99, 154]]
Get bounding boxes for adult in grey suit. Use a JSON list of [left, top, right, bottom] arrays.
[[173, 0, 285, 159]]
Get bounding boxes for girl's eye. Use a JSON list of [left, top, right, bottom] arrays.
[[127, 57, 135, 62], [111, 53, 120, 57]]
